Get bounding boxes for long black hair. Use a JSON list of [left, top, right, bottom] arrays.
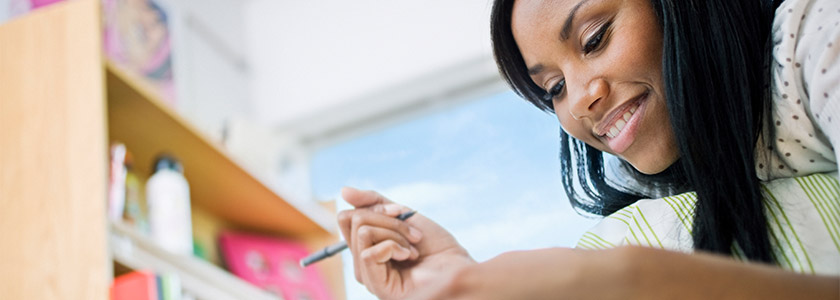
[[491, 0, 778, 262]]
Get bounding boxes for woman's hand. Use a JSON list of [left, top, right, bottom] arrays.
[[337, 187, 476, 300], [409, 247, 626, 300]]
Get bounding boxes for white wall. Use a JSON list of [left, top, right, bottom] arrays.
[[237, 1, 503, 205], [157, 0, 503, 206], [170, 0, 251, 141], [244, 0, 495, 128]]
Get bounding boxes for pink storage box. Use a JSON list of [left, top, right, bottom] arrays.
[[219, 231, 332, 300]]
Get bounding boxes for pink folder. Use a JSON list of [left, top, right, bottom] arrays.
[[220, 231, 332, 300]]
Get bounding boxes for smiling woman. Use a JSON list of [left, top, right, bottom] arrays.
[[510, 0, 677, 174], [494, 0, 783, 261], [334, 0, 840, 298]]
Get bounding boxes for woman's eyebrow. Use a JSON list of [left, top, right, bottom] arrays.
[[527, 0, 593, 76], [528, 64, 544, 75], [561, 0, 592, 40]]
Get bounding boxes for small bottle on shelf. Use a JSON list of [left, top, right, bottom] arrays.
[[123, 151, 149, 234], [147, 154, 193, 256]]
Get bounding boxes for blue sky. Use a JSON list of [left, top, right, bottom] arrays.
[[311, 91, 599, 299]]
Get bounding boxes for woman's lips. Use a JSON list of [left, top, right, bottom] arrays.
[[604, 92, 649, 154]]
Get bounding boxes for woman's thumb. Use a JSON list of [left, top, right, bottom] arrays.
[[341, 186, 390, 208]]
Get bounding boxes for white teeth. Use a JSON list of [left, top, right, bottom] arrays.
[[615, 119, 626, 131], [605, 104, 641, 139]]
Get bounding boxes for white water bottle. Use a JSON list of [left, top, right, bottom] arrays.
[[146, 155, 193, 256]]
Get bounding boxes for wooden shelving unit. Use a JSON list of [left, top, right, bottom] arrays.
[[106, 60, 346, 300], [106, 61, 336, 239], [110, 221, 278, 300], [0, 1, 345, 299]]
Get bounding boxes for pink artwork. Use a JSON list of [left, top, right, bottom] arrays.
[[102, 0, 175, 105], [220, 231, 333, 300], [29, 0, 64, 9]]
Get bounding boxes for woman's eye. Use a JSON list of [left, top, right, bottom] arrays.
[[548, 79, 566, 97], [583, 21, 611, 54]]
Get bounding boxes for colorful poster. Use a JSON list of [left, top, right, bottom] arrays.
[[103, 0, 176, 105]]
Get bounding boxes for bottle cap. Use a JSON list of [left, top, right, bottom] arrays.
[[153, 154, 183, 173]]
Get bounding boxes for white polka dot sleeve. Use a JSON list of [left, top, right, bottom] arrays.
[[801, 2, 840, 171], [759, 0, 839, 180]]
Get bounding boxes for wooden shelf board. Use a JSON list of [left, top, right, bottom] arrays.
[[110, 221, 280, 300], [105, 62, 335, 238]]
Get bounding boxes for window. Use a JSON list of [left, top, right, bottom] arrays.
[[311, 91, 598, 299]]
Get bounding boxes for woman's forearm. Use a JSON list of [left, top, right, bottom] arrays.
[[631, 247, 839, 300], [435, 247, 630, 299], [429, 246, 838, 300]]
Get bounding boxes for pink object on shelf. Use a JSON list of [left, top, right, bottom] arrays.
[[220, 231, 333, 300], [30, 0, 65, 9]]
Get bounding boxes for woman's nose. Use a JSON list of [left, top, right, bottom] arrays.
[[568, 77, 609, 120]]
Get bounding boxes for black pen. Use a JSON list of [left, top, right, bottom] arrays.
[[300, 210, 417, 267]]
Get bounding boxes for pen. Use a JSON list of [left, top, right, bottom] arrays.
[[300, 210, 417, 267]]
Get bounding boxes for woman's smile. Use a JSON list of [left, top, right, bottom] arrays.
[[596, 90, 648, 153]]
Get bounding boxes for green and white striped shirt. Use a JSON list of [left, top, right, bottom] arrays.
[[577, 172, 840, 276]]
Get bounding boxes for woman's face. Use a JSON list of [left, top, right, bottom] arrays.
[[511, 0, 679, 174]]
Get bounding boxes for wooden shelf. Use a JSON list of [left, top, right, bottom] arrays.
[[106, 62, 335, 238], [110, 221, 279, 300], [0, 0, 109, 298], [1, 0, 345, 297]]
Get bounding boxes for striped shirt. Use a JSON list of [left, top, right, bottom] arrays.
[[577, 172, 840, 276]]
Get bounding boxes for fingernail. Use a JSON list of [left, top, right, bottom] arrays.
[[383, 204, 402, 216], [341, 186, 357, 195], [340, 187, 355, 201], [409, 226, 423, 241]]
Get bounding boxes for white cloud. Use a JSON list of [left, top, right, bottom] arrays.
[[378, 181, 470, 210]]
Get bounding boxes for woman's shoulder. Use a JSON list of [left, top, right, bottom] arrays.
[[760, 0, 839, 181], [575, 191, 697, 252]]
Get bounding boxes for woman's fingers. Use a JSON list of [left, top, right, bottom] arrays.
[[354, 224, 419, 281], [337, 209, 355, 252], [350, 210, 422, 282], [337, 206, 419, 254], [362, 239, 412, 264], [338, 187, 393, 248], [357, 225, 418, 257], [350, 210, 423, 245], [359, 240, 412, 291], [338, 207, 422, 283], [341, 186, 391, 208]]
